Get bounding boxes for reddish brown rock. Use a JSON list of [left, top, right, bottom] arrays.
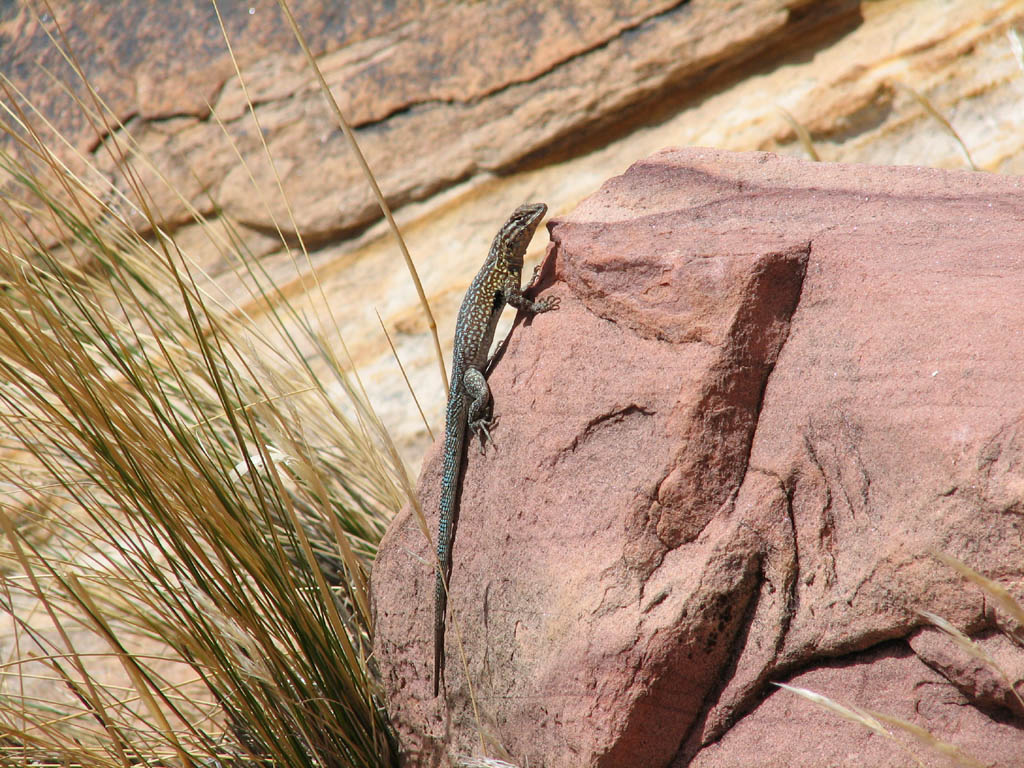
[[0, 1, 418, 151], [910, 626, 1024, 720], [371, 148, 1024, 766], [690, 642, 1023, 768]]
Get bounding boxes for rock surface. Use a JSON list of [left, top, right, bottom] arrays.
[[690, 641, 1022, 768], [371, 147, 1024, 767]]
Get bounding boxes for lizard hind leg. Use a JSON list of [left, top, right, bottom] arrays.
[[463, 367, 496, 454]]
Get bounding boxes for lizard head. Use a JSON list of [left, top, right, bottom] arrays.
[[493, 202, 547, 269]]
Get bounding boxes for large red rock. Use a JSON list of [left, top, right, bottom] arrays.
[[372, 148, 1024, 766]]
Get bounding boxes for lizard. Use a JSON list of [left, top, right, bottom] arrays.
[[433, 202, 559, 697]]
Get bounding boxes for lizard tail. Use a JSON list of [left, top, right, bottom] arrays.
[[434, 474, 456, 697], [434, 395, 464, 696], [433, 569, 446, 696]]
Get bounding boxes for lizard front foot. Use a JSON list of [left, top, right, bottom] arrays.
[[531, 294, 560, 314]]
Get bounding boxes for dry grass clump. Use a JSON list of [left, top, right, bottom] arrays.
[[0, 8, 410, 765]]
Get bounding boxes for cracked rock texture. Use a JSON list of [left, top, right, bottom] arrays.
[[4, 0, 853, 239], [371, 148, 1024, 767]]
